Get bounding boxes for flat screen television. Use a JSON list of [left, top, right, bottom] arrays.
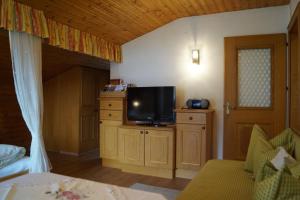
[[127, 86, 176, 125]]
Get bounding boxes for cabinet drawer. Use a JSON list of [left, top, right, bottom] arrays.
[[100, 110, 123, 121], [100, 99, 123, 110], [176, 113, 206, 124]]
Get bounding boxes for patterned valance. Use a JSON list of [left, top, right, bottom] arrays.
[[0, 0, 49, 38], [47, 19, 122, 63], [0, 0, 122, 63]]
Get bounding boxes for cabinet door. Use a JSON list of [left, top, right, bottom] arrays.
[[118, 128, 144, 166], [100, 121, 121, 159], [80, 106, 98, 152], [145, 130, 174, 169], [176, 124, 206, 170]]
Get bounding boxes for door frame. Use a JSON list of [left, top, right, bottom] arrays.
[[223, 34, 287, 159]]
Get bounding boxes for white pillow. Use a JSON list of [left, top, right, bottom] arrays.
[[271, 146, 296, 170], [0, 144, 26, 169]]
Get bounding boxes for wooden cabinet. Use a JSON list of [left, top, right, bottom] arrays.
[[98, 91, 175, 179], [145, 130, 174, 169], [175, 109, 213, 179], [99, 92, 125, 161], [118, 127, 145, 166], [176, 124, 205, 170], [117, 126, 175, 178], [43, 66, 109, 155], [100, 121, 121, 160]]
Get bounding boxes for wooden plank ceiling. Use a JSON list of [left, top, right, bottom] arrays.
[[14, 0, 290, 44]]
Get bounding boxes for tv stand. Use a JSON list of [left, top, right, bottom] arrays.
[[99, 92, 214, 180], [136, 123, 171, 127], [99, 92, 175, 179], [153, 124, 167, 127], [118, 124, 175, 178]]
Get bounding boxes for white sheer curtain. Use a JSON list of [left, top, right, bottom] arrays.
[[9, 31, 51, 173]]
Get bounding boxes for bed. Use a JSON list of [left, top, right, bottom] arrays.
[[0, 173, 166, 200], [0, 156, 30, 181]]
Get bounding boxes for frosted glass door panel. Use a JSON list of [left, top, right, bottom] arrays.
[[238, 48, 271, 108]]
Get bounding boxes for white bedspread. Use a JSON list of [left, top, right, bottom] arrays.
[[0, 157, 30, 179], [0, 173, 166, 200]]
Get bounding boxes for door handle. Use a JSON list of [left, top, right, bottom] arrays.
[[225, 101, 234, 115]]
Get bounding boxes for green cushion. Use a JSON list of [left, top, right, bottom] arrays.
[[253, 137, 274, 177], [256, 160, 277, 182], [255, 149, 278, 180], [244, 125, 268, 172], [293, 133, 300, 161], [254, 161, 300, 200], [269, 128, 295, 154], [288, 162, 300, 179]]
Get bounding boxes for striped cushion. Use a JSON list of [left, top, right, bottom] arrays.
[[255, 149, 278, 180], [269, 128, 295, 154], [253, 136, 274, 177], [293, 133, 300, 161], [256, 160, 277, 182], [254, 161, 300, 200], [288, 162, 300, 179], [244, 125, 268, 172]]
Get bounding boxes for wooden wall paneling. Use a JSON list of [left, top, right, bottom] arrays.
[[16, 0, 290, 44], [43, 76, 60, 151], [44, 67, 81, 154], [0, 31, 31, 152], [44, 67, 110, 155], [0, 30, 110, 153]]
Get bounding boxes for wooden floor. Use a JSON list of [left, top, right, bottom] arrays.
[[48, 151, 190, 191]]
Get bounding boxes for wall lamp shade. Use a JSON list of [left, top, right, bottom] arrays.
[[192, 49, 200, 64]]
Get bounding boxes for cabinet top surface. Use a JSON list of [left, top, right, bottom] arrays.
[[175, 108, 214, 113], [119, 124, 175, 132], [100, 91, 126, 98]]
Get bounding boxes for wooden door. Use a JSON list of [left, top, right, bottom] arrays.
[[118, 127, 144, 166], [100, 121, 121, 159], [145, 130, 173, 169], [224, 34, 286, 160], [176, 124, 205, 170]]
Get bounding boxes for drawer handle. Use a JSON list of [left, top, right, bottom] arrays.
[[145, 131, 149, 134], [99, 121, 102, 124], [108, 113, 112, 117], [140, 131, 144, 134], [189, 116, 193, 120], [202, 126, 206, 130], [108, 104, 112, 107]]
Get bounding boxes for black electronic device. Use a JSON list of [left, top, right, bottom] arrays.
[[186, 99, 210, 109], [127, 86, 176, 125]]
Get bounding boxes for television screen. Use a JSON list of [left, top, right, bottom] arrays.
[[127, 86, 176, 124]]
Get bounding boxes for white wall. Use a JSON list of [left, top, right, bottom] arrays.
[[111, 6, 290, 158]]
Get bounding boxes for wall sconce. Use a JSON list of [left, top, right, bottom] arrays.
[[192, 49, 200, 64]]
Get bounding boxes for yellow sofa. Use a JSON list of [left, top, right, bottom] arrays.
[[177, 160, 254, 200]]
